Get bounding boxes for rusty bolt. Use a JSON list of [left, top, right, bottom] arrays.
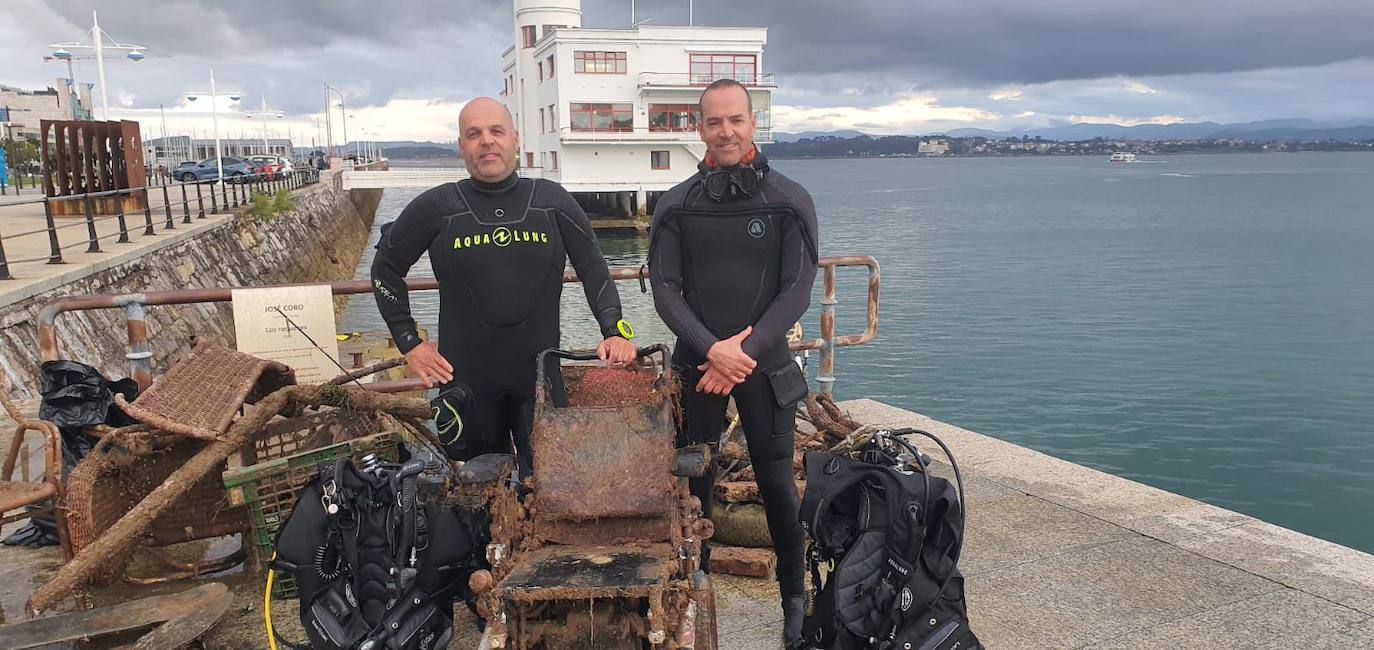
[[691, 517, 715, 541], [469, 569, 495, 594]]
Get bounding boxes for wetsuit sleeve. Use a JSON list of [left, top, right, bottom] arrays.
[[370, 192, 442, 354], [550, 185, 624, 339], [741, 197, 819, 360], [649, 209, 721, 358]]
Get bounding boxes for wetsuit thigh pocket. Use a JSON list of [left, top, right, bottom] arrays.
[[764, 360, 808, 410]]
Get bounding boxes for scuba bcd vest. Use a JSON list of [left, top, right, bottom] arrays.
[[799, 428, 982, 650], [273, 451, 477, 650]]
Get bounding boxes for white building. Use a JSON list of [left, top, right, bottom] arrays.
[[1, 80, 94, 141], [142, 136, 295, 168], [502, 0, 774, 220], [918, 139, 949, 156]]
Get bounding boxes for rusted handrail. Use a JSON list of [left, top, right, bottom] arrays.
[[37, 256, 879, 393]]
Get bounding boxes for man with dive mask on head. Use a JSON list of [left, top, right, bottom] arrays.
[[649, 78, 819, 649]]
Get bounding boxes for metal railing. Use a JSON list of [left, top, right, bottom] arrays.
[[558, 126, 773, 143], [638, 72, 777, 87], [0, 168, 321, 281], [36, 256, 880, 393]]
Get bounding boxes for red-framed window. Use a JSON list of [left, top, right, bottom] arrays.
[[546, 55, 555, 78], [689, 53, 757, 84], [539, 108, 545, 133], [651, 151, 670, 170], [575, 51, 627, 74], [569, 103, 633, 132], [549, 151, 559, 170], [525, 152, 535, 167], [521, 26, 537, 48], [648, 104, 700, 131]]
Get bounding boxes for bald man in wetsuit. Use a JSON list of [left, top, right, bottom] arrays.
[[649, 79, 819, 649], [372, 97, 637, 472]]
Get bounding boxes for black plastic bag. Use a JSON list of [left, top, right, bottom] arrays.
[[38, 360, 139, 430]]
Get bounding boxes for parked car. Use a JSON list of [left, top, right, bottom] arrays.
[[176, 157, 255, 182], [247, 155, 294, 178]]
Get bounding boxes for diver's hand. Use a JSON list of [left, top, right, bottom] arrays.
[[706, 326, 756, 382], [695, 362, 738, 396], [597, 336, 637, 366], [404, 341, 453, 388]]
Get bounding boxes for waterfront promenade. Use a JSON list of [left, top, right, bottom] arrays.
[[3, 398, 1371, 647]]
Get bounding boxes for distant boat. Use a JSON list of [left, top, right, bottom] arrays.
[[1109, 152, 1137, 162]]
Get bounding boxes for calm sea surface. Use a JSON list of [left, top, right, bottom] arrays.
[[340, 152, 1374, 552]]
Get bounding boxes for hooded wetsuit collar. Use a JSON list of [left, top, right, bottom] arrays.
[[467, 171, 520, 195]]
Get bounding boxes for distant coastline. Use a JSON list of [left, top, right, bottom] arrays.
[[762, 134, 1374, 159]]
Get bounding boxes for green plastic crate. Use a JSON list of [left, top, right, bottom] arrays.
[[223, 431, 399, 598]]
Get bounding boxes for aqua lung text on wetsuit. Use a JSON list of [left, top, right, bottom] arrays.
[[453, 226, 549, 250]]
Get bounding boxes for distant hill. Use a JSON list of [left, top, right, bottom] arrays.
[[379, 145, 457, 159], [945, 119, 1374, 142], [773, 129, 870, 143]]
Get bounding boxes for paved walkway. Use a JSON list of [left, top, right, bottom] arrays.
[[2, 399, 1372, 647], [0, 180, 302, 308]]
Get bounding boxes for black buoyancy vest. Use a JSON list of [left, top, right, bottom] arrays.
[[798, 431, 982, 650], [274, 458, 476, 650]]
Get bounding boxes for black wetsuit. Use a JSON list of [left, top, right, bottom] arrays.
[[648, 152, 819, 605], [372, 173, 625, 469]]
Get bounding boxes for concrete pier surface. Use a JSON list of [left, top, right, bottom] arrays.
[[2, 399, 1372, 647]]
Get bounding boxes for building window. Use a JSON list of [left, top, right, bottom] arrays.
[[569, 103, 633, 132], [538, 61, 544, 82], [526, 152, 535, 167], [541, 24, 563, 38], [689, 53, 757, 84], [521, 25, 537, 48], [648, 104, 700, 131], [546, 55, 555, 78], [574, 51, 627, 74], [539, 108, 545, 133], [651, 150, 670, 170], [549, 151, 559, 170], [548, 104, 556, 132]]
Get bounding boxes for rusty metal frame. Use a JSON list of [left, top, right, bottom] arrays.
[[36, 256, 879, 393]]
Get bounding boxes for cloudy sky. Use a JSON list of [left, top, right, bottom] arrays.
[[3, 0, 1373, 143]]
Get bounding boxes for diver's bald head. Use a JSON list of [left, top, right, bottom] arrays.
[[458, 97, 520, 182], [460, 97, 514, 132]]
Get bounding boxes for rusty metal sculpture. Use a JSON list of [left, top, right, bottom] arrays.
[[39, 119, 148, 216]]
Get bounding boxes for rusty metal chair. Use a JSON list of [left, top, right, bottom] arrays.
[[0, 392, 72, 558], [473, 346, 718, 650]]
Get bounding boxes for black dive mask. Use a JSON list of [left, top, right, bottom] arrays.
[[702, 163, 763, 202]]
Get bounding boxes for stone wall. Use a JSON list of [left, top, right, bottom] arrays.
[[0, 184, 381, 400]]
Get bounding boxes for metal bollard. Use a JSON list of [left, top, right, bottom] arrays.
[[83, 194, 101, 253], [44, 199, 64, 264], [115, 192, 131, 244], [163, 184, 176, 229], [142, 189, 156, 236]]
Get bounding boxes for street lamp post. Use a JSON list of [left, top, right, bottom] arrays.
[[247, 96, 284, 157], [324, 84, 347, 160], [47, 10, 148, 121], [185, 69, 241, 185]]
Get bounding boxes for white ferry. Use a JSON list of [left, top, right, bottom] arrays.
[[1109, 152, 1137, 162]]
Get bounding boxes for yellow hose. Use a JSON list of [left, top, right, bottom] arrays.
[[265, 559, 279, 650]]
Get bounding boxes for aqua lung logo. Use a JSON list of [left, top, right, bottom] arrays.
[[900, 587, 913, 612], [748, 218, 766, 238], [434, 400, 464, 444], [454, 227, 548, 250]]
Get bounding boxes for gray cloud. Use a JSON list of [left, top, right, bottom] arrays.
[[5, 0, 1374, 138]]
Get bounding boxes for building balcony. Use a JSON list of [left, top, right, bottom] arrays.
[[558, 126, 773, 144], [638, 72, 777, 89]]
